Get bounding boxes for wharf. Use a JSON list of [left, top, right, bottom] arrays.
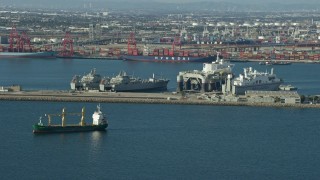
[[231, 59, 320, 64], [56, 56, 121, 60], [0, 90, 319, 109]]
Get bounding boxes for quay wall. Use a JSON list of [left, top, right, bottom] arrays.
[[0, 91, 320, 109]]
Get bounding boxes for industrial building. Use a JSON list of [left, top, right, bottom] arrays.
[[245, 91, 301, 104]]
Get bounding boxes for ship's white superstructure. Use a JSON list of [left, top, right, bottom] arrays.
[[70, 68, 102, 90], [92, 104, 107, 125], [202, 54, 234, 74], [177, 55, 234, 92], [232, 67, 282, 95]]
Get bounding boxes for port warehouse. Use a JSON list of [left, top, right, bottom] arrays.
[[237, 50, 320, 61], [0, 85, 21, 92], [1, 27, 320, 60], [1, 25, 320, 60], [1, 6, 320, 60], [202, 91, 301, 104]]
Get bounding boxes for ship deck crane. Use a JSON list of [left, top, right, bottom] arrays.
[[45, 107, 85, 127]]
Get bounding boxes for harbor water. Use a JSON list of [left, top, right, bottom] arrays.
[[1, 58, 320, 179]]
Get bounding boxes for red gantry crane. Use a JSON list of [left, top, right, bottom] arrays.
[[60, 31, 74, 57]]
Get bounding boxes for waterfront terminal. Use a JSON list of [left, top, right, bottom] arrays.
[[0, 90, 319, 109]]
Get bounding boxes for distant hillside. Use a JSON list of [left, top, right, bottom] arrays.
[[2, 0, 320, 12]]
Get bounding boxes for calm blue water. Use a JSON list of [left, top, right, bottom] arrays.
[[1, 59, 320, 179], [0, 58, 320, 95]]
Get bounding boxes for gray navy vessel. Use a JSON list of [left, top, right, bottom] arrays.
[[99, 71, 169, 92], [70, 69, 102, 90], [70, 69, 169, 92]]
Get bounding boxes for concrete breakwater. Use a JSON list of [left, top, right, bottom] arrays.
[[0, 91, 320, 109]]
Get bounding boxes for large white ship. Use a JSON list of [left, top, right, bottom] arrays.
[[177, 55, 234, 92], [232, 67, 283, 95]]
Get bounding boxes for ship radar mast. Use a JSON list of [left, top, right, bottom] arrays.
[[97, 104, 101, 113], [80, 107, 85, 126], [38, 117, 43, 126]]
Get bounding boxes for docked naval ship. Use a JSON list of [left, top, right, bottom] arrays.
[[231, 67, 282, 95], [70, 69, 102, 90], [177, 55, 234, 92], [99, 71, 169, 92]]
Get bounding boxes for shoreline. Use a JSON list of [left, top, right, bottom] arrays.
[[1, 90, 319, 109], [229, 59, 320, 64]]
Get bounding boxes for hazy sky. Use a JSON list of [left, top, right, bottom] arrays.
[[0, 0, 320, 8], [156, 0, 319, 2], [78, 0, 317, 2], [4, 0, 320, 3], [115, 0, 314, 2]]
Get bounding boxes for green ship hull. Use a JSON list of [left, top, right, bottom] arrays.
[[33, 124, 108, 133]]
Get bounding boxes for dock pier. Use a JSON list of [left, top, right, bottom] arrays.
[[1, 90, 319, 109]]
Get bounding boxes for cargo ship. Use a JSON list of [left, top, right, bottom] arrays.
[[0, 51, 56, 58], [122, 55, 216, 63], [123, 33, 219, 63], [259, 61, 292, 65], [33, 104, 108, 133], [122, 54, 217, 63], [122, 45, 219, 63]]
